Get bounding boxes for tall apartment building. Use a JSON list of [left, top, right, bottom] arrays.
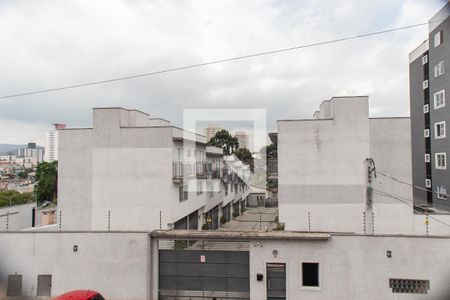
[[204, 123, 222, 141], [409, 3, 450, 210], [58, 108, 250, 231], [234, 131, 250, 150], [17, 142, 44, 164], [44, 123, 66, 162]]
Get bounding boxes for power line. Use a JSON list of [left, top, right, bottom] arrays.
[[0, 19, 442, 100], [373, 189, 450, 229], [377, 170, 449, 198]]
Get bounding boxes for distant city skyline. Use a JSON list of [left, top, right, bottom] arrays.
[[0, 1, 446, 144]]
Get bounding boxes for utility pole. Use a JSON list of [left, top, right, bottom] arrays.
[[365, 158, 376, 235]]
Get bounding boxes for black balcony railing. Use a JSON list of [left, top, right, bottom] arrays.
[[173, 161, 216, 179]]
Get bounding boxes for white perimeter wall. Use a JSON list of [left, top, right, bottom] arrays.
[[0, 232, 149, 300], [250, 235, 450, 300], [0, 203, 37, 231]]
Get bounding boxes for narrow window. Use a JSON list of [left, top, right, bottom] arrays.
[[436, 185, 447, 200], [422, 54, 428, 65], [425, 179, 432, 188], [425, 154, 430, 163], [424, 129, 430, 138], [434, 61, 445, 77], [435, 153, 447, 169], [435, 121, 446, 139], [423, 104, 429, 113], [434, 90, 446, 109], [434, 31, 442, 47], [302, 262, 319, 287], [423, 80, 429, 89], [197, 181, 203, 196]]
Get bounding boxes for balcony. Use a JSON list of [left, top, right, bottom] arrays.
[[173, 161, 215, 182], [173, 162, 196, 182]]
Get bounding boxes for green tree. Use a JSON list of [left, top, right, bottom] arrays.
[[207, 130, 239, 155], [34, 161, 58, 204], [234, 147, 254, 172], [17, 168, 32, 179], [0, 190, 34, 208]]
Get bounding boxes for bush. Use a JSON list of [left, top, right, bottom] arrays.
[[0, 190, 35, 208], [273, 223, 285, 231], [201, 223, 210, 230], [232, 212, 239, 218], [220, 216, 227, 224]]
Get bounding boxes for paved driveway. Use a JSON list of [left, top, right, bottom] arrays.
[[220, 207, 278, 231]]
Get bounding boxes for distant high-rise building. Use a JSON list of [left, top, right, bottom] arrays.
[[18, 142, 44, 164], [409, 3, 450, 210], [44, 123, 66, 162], [234, 131, 249, 150], [205, 124, 222, 141]]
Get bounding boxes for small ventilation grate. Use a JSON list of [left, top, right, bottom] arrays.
[[389, 278, 430, 294]]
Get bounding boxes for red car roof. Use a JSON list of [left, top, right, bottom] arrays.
[[54, 290, 100, 300]]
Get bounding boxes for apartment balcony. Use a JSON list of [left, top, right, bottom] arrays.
[[173, 161, 217, 182], [172, 162, 196, 182]]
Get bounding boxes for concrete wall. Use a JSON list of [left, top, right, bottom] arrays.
[[276, 97, 434, 235], [0, 203, 37, 231], [58, 107, 246, 232], [250, 234, 450, 300], [369, 118, 415, 234], [58, 129, 93, 230], [278, 97, 370, 233], [0, 232, 149, 300]]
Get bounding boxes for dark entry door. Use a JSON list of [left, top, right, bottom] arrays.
[[7, 275, 22, 297], [267, 263, 286, 300], [37, 275, 52, 296]]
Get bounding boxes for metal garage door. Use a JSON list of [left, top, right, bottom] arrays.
[[159, 249, 250, 299]]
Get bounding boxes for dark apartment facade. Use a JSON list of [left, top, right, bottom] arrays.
[[410, 3, 450, 210]]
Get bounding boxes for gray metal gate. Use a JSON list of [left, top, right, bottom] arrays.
[[267, 263, 286, 300], [37, 274, 52, 296], [7, 275, 22, 297], [159, 249, 250, 299]]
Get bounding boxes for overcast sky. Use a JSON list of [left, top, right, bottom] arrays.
[[0, 0, 447, 145]]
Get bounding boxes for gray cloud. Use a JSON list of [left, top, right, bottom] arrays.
[[0, 0, 446, 144]]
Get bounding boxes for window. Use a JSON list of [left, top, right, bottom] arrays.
[[423, 104, 429, 113], [424, 129, 430, 138], [434, 61, 444, 77], [425, 153, 430, 163], [436, 185, 447, 200], [423, 80, 428, 89], [434, 31, 443, 47], [425, 179, 432, 188], [422, 54, 428, 65], [434, 90, 445, 109], [225, 183, 228, 196], [435, 152, 447, 169], [196, 181, 203, 196], [435, 121, 446, 139], [179, 185, 188, 202], [302, 262, 319, 287]]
